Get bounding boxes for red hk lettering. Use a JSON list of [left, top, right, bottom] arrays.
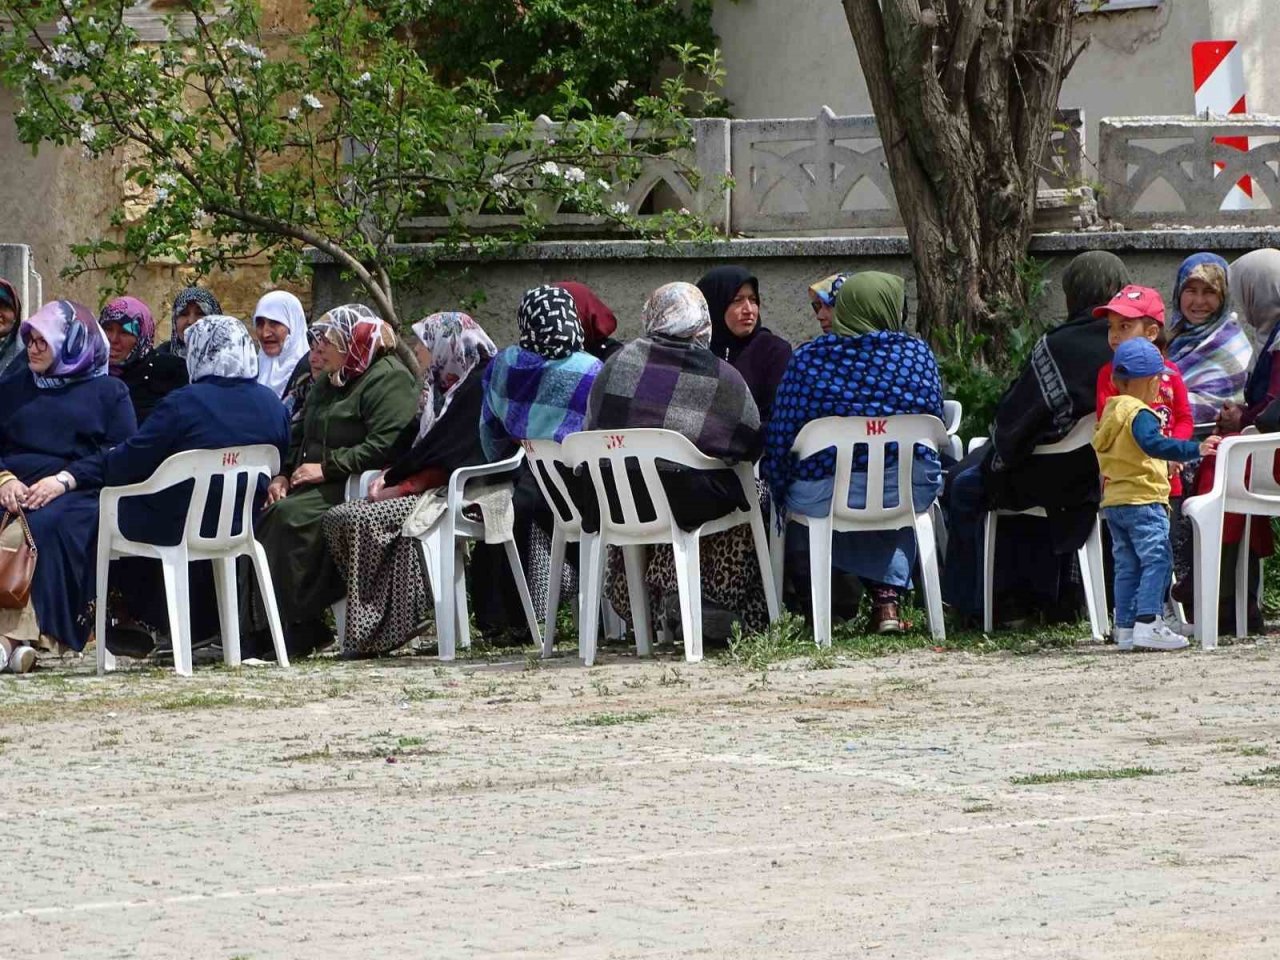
[[605, 435, 625, 450], [222, 451, 241, 466], [865, 419, 887, 436]]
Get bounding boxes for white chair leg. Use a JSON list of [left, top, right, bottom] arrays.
[[914, 511, 945, 642], [1084, 518, 1110, 639], [543, 526, 566, 657], [95, 542, 114, 676], [1191, 507, 1224, 651], [578, 534, 604, 665], [504, 538, 543, 649], [769, 514, 786, 611], [749, 511, 780, 622], [670, 531, 704, 663], [602, 599, 625, 640], [159, 557, 192, 677], [1236, 515, 1251, 638], [982, 512, 998, 633], [250, 543, 289, 668], [418, 536, 452, 660], [622, 545, 652, 657], [453, 543, 470, 651], [331, 598, 347, 648], [807, 517, 834, 648], [212, 557, 241, 668]]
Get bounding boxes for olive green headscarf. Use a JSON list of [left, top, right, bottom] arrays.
[[832, 271, 907, 337]]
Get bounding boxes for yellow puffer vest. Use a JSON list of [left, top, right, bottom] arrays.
[[1092, 394, 1171, 508]]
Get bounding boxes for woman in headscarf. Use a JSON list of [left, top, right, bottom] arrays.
[[0, 278, 26, 381], [808, 273, 848, 337], [483, 286, 603, 626], [943, 250, 1130, 626], [1172, 249, 1280, 634], [0, 301, 135, 669], [764, 272, 944, 634], [1166, 252, 1251, 427], [588, 281, 769, 638], [252, 290, 312, 416], [320, 311, 497, 658], [244, 304, 419, 659], [156, 286, 222, 359], [60, 314, 290, 658], [554, 281, 623, 360], [99, 296, 189, 424], [696, 265, 793, 424]]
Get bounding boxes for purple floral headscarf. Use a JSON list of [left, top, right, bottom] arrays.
[[100, 296, 157, 374], [20, 299, 110, 389]]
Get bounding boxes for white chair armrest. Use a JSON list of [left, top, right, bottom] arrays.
[[447, 448, 526, 509], [942, 400, 962, 435], [967, 437, 989, 455]]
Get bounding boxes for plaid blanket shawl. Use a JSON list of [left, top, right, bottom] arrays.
[[480, 345, 601, 459], [1167, 314, 1252, 426], [585, 334, 761, 462]]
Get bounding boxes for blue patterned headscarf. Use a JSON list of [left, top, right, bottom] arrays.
[[762, 273, 943, 516], [1166, 252, 1251, 423]]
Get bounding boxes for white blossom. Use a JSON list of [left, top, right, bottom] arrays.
[[489, 173, 510, 189], [609, 79, 630, 98], [355, 71, 372, 85], [78, 120, 96, 145], [302, 93, 323, 110], [67, 93, 83, 111], [287, 107, 300, 121], [538, 161, 560, 177], [31, 59, 54, 78], [154, 187, 169, 202], [610, 201, 629, 215], [596, 178, 610, 191], [55, 16, 71, 34], [562, 166, 585, 184], [226, 76, 246, 93], [223, 38, 266, 61]]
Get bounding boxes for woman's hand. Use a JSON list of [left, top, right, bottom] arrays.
[[23, 476, 67, 510], [0, 478, 29, 514], [289, 462, 325, 489], [366, 471, 387, 501], [1199, 435, 1223, 457], [267, 475, 291, 505]]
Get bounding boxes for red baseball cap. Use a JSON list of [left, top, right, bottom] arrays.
[[1092, 284, 1166, 326]]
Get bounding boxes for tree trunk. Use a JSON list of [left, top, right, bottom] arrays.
[[841, 0, 1075, 358]]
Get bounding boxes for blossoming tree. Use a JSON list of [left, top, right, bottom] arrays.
[[0, 0, 723, 323]]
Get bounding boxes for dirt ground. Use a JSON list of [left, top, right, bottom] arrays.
[[4, 632, 1280, 960]]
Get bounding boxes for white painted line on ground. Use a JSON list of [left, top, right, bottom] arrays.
[[2, 808, 1196, 921]]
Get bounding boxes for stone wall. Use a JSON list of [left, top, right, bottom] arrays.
[[311, 229, 1280, 348]]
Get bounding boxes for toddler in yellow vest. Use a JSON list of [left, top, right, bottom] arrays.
[[1093, 337, 1220, 651]]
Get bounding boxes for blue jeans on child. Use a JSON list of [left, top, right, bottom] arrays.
[[1102, 503, 1171, 629]]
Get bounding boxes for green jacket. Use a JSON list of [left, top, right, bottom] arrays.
[[288, 352, 419, 484]]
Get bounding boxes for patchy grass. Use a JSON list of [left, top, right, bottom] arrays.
[[567, 711, 656, 727], [725, 610, 1085, 670], [1230, 765, 1280, 788], [1010, 766, 1169, 785]]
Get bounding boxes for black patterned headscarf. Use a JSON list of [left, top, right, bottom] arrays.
[[517, 285, 583, 360], [168, 287, 223, 359]]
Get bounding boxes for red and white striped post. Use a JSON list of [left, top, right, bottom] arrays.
[[1192, 40, 1255, 211]]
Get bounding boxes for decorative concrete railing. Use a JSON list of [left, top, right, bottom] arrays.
[[402, 107, 1085, 237], [1098, 116, 1280, 227]]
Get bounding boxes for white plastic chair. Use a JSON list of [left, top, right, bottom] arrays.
[[768, 414, 949, 647], [95, 445, 288, 677], [412, 448, 543, 660], [980, 417, 1108, 640], [331, 469, 381, 641], [522, 439, 625, 657], [1183, 432, 1280, 650], [563, 429, 779, 666]]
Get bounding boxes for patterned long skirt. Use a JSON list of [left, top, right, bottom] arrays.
[[322, 496, 433, 658], [603, 524, 769, 634]]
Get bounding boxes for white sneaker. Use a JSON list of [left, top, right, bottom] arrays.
[[1132, 620, 1190, 651], [1113, 627, 1134, 651], [1162, 616, 1195, 638]]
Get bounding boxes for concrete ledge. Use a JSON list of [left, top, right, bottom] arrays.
[[307, 228, 1280, 265]]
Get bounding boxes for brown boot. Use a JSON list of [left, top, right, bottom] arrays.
[[869, 601, 903, 635]]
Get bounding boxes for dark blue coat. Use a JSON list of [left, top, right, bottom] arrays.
[[70, 376, 290, 642], [0, 369, 136, 650]]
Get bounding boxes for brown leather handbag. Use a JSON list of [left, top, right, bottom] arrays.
[[0, 509, 37, 609]]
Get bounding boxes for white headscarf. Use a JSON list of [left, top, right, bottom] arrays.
[[253, 290, 309, 397], [186, 314, 260, 381]]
